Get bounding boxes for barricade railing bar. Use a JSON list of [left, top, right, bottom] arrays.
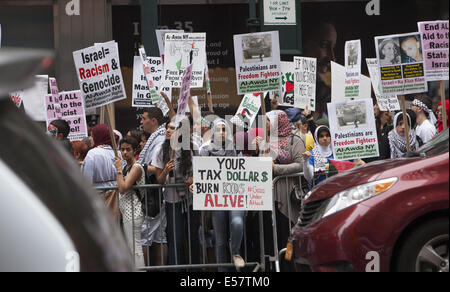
[[95, 183, 263, 272], [95, 170, 339, 272]]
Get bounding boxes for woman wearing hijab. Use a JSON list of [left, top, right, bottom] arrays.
[[302, 125, 334, 189], [82, 124, 121, 219], [380, 111, 421, 160], [302, 125, 365, 188], [199, 119, 245, 271], [254, 111, 306, 271]]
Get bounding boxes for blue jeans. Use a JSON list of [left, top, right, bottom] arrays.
[[165, 202, 200, 266], [212, 211, 246, 272]]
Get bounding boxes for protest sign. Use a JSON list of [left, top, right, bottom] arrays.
[[366, 58, 400, 111], [331, 61, 372, 103], [193, 157, 273, 211], [155, 29, 184, 57], [327, 99, 379, 161], [344, 40, 362, 99], [233, 31, 281, 95], [294, 57, 317, 110], [9, 91, 23, 108], [163, 33, 206, 88], [132, 55, 172, 108], [230, 93, 262, 129], [205, 61, 212, 94], [277, 61, 295, 107], [73, 41, 127, 109], [418, 20, 449, 82], [45, 90, 88, 142], [48, 78, 63, 119], [175, 64, 193, 125], [22, 75, 48, 121], [375, 32, 428, 95]]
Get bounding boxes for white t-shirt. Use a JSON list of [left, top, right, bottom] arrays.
[[416, 119, 437, 144], [151, 145, 191, 204]]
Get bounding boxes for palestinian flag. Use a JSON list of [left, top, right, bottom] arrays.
[[329, 160, 358, 173], [285, 81, 294, 94]]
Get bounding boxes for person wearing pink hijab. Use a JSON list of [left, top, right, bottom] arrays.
[[437, 100, 449, 133], [82, 124, 121, 188]]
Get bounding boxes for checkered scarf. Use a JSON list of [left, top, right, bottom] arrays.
[[412, 99, 437, 126]]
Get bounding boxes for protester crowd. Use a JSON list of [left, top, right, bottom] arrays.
[[46, 90, 448, 271]]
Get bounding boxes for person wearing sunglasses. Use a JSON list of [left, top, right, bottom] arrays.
[[48, 119, 73, 155]]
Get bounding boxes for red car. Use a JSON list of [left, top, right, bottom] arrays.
[[292, 129, 449, 272]]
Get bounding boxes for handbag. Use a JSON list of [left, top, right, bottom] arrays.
[[290, 177, 310, 208], [101, 190, 121, 221]]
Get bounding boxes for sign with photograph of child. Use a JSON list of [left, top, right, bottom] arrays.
[[375, 32, 428, 95]]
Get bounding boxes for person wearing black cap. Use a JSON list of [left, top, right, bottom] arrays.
[[83, 114, 100, 149]]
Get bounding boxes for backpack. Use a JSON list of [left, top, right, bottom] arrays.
[[123, 164, 162, 218]]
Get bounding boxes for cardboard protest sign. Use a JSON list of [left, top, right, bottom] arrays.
[[9, 91, 23, 108], [193, 157, 273, 211], [45, 90, 88, 142], [48, 77, 63, 119], [375, 32, 428, 95], [327, 99, 379, 161], [331, 61, 372, 103], [233, 31, 281, 95], [278, 61, 295, 107], [22, 75, 49, 121], [132, 55, 172, 108], [163, 33, 206, 88], [366, 58, 400, 111], [230, 93, 262, 129], [138, 48, 160, 104], [344, 40, 362, 99], [175, 64, 193, 125], [73, 41, 127, 109], [418, 21, 449, 82], [204, 61, 212, 94], [294, 57, 317, 110], [155, 29, 184, 57]]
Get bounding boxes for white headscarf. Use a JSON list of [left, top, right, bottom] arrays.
[[202, 119, 236, 157], [312, 126, 333, 172], [388, 112, 419, 158]]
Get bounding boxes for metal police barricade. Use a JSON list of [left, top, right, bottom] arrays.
[[269, 171, 339, 272], [96, 183, 264, 272]]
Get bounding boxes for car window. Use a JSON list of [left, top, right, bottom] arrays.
[[418, 129, 449, 157]]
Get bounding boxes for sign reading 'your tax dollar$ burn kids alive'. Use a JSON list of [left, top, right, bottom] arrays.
[[193, 157, 273, 211]]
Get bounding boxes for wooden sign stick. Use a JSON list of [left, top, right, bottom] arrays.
[[440, 81, 448, 131], [399, 95, 411, 153], [105, 105, 119, 158], [260, 92, 268, 156]]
